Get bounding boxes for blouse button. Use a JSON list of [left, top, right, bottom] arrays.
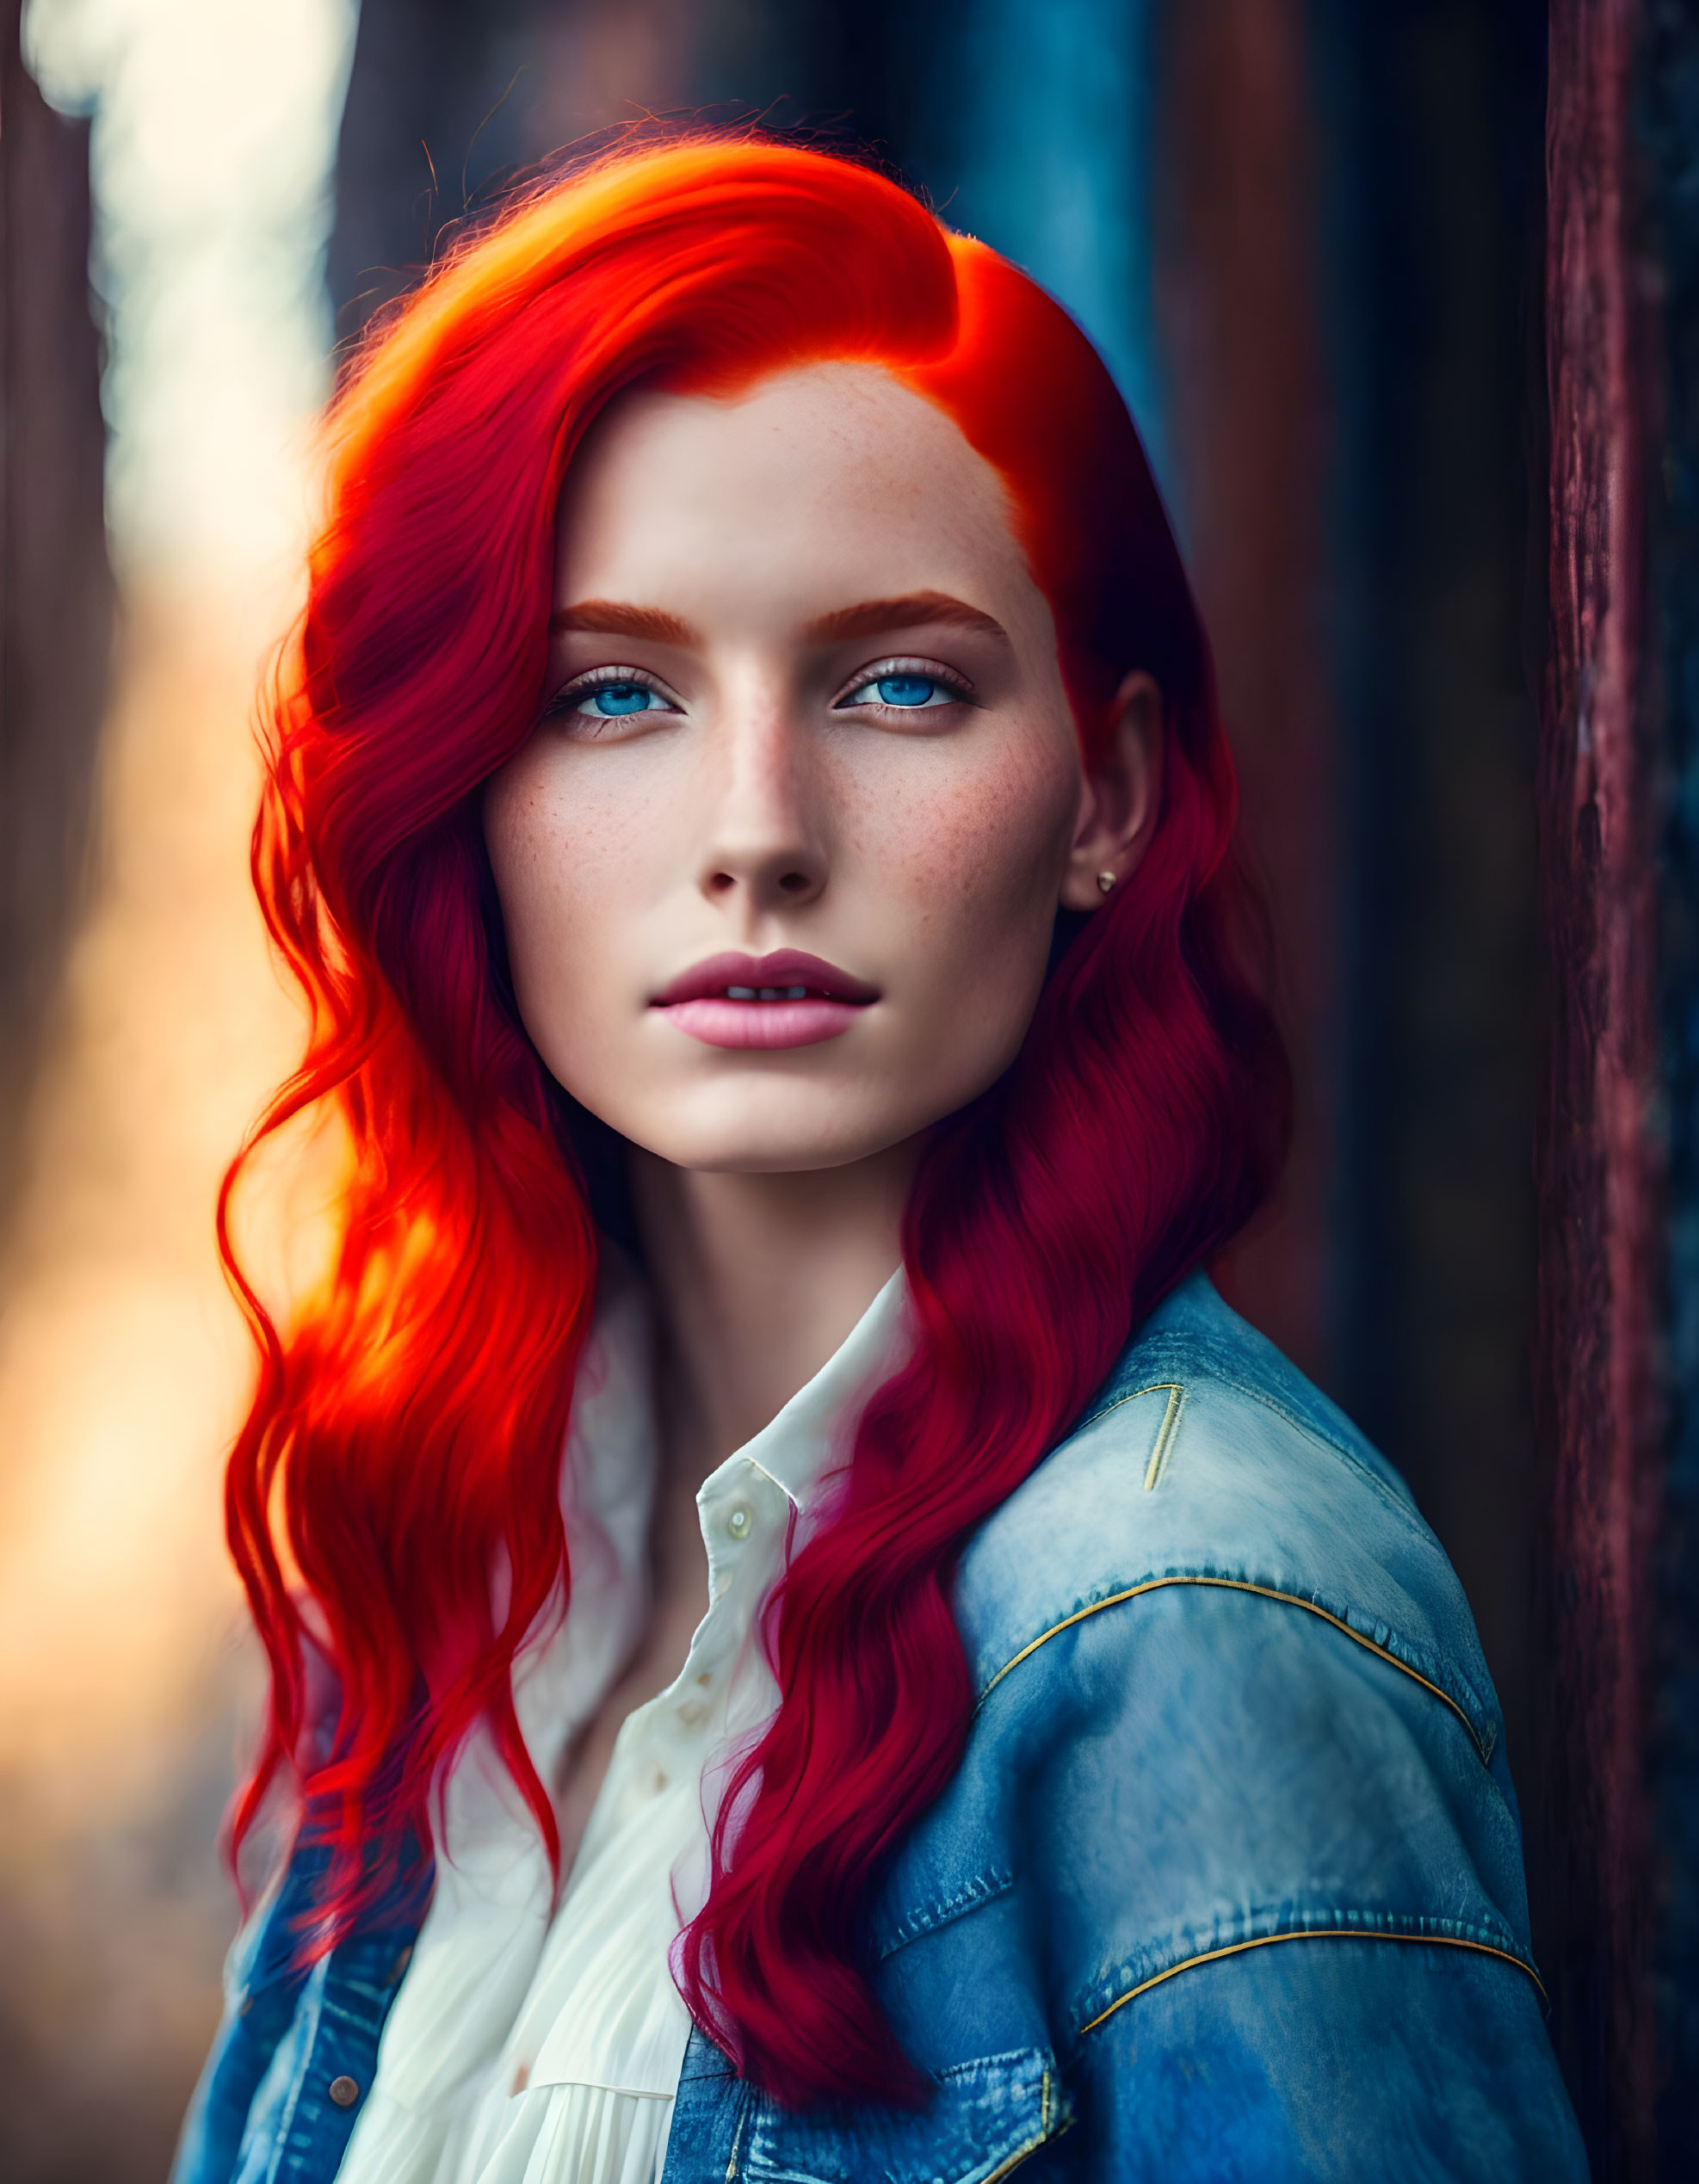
[[726, 1506, 751, 1540], [328, 2076, 360, 2108]]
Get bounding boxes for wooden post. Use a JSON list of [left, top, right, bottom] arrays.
[[1535, 0, 1659, 2169]]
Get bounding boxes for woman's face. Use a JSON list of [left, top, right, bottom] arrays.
[[485, 361, 1121, 1175]]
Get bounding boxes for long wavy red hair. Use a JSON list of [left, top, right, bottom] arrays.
[[221, 134, 1288, 2108]]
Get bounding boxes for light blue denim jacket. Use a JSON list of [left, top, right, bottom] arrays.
[[176, 1271, 1587, 2182]]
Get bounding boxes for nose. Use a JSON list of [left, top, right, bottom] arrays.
[[695, 688, 828, 917]]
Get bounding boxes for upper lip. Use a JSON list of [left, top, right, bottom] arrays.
[[651, 950, 880, 1006]]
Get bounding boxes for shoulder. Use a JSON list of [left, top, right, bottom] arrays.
[[953, 1270, 1502, 1766], [872, 1280, 1564, 2164]]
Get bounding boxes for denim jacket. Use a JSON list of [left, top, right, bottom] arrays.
[[174, 1272, 1587, 2182]]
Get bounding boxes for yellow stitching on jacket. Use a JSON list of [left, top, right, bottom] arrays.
[[980, 2072, 1065, 2184], [1083, 1378, 1180, 1426], [1078, 1926, 1548, 2037], [1065, 1377, 1184, 1490], [981, 2132, 1048, 2184], [977, 1576, 1488, 1758], [1140, 1385, 1185, 1490]]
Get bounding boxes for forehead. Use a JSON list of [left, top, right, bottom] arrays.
[[553, 363, 1036, 626]]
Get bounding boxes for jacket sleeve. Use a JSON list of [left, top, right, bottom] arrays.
[[169, 1835, 329, 2184], [170, 1829, 429, 2184], [1013, 1578, 1589, 2181], [1063, 1932, 1582, 2181]]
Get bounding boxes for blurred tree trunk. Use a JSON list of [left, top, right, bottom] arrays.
[[1151, 0, 1338, 1394], [1644, 1, 1699, 2166], [1535, 0, 1660, 2173], [0, 0, 110, 1218]]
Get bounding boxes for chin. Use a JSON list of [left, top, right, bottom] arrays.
[[624, 1092, 924, 1176], [642, 1128, 907, 1177]]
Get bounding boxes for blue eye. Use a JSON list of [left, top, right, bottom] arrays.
[[546, 671, 678, 726], [584, 681, 657, 716], [842, 670, 961, 710], [874, 675, 938, 706]]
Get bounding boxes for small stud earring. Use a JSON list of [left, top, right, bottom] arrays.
[[1097, 871, 1116, 896]]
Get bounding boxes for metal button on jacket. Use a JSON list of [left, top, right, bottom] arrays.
[[327, 2076, 360, 2109]]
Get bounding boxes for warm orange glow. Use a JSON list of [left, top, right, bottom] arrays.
[[0, 591, 307, 1803]]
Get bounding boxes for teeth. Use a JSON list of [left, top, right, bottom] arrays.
[[721, 984, 815, 1002]]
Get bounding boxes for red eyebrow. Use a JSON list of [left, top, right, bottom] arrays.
[[550, 600, 701, 645], [803, 592, 1011, 645], [549, 591, 1010, 649]]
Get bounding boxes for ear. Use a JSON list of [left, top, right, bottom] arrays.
[[1059, 670, 1165, 912]]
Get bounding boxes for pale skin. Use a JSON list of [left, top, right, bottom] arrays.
[[484, 362, 1161, 1860]]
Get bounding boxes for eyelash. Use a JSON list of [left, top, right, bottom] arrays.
[[541, 664, 677, 719], [830, 657, 977, 710]]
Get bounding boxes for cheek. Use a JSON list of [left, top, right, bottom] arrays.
[[872, 726, 1078, 936], [483, 757, 637, 1006]]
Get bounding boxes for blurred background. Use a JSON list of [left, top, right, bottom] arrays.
[[0, 0, 1694, 2178]]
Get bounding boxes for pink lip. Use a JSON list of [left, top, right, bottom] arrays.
[[652, 950, 879, 1051]]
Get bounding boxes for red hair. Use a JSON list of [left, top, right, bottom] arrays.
[[222, 135, 1287, 2105]]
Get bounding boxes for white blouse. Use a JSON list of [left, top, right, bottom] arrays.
[[333, 1263, 907, 2184]]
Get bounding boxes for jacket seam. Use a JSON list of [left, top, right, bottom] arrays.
[[247, 1957, 324, 2184], [1079, 1350, 1430, 1546], [1077, 1925, 1548, 2037], [744, 2055, 1069, 2184], [1145, 1386, 1183, 1490], [1084, 1380, 1188, 1490], [975, 1574, 1494, 1763], [979, 2068, 1071, 2184], [873, 1865, 1016, 1962], [1132, 1384, 1185, 1490]]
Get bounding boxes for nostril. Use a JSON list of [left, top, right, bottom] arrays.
[[778, 871, 812, 896], [707, 872, 736, 894]]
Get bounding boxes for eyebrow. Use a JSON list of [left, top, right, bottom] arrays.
[[549, 600, 701, 644], [549, 589, 1010, 651], [803, 592, 1011, 645]]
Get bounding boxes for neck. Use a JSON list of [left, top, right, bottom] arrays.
[[628, 1140, 918, 1484]]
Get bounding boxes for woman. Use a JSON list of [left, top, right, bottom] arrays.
[[176, 136, 1585, 2181]]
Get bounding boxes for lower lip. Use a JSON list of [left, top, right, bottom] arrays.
[[657, 998, 868, 1050]]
